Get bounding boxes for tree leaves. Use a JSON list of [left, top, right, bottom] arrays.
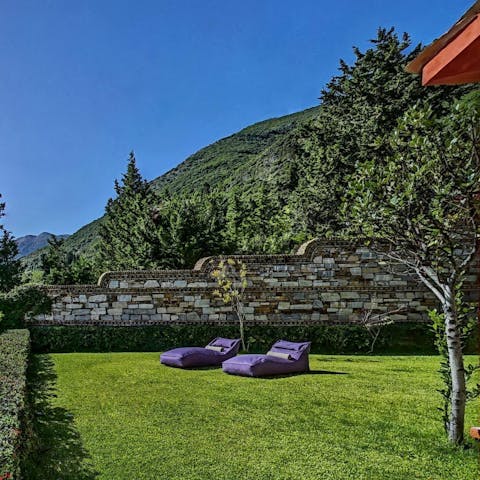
[[210, 258, 248, 350], [0, 194, 23, 293], [98, 152, 160, 271]]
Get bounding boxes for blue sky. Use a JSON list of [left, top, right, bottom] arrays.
[[1, 0, 473, 237]]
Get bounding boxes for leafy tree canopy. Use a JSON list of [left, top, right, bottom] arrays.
[[342, 91, 480, 445]]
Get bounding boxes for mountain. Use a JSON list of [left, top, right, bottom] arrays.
[[150, 106, 321, 194], [21, 29, 469, 271], [16, 232, 69, 259], [21, 105, 321, 269]]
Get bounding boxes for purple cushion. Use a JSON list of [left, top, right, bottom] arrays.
[[209, 337, 237, 348], [269, 340, 311, 361], [160, 347, 221, 368], [272, 340, 309, 351], [161, 338, 241, 368], [222, 340, 311, 377]]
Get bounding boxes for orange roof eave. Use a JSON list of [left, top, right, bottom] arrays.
[[421, 14, 480, 85], [407, 1, 480, 74]]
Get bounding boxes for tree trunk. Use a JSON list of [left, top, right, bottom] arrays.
[[235, 299, 247, 351], [443, 296, 466, 445]]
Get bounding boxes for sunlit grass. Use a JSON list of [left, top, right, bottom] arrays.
[[28, 354, 479, 480]]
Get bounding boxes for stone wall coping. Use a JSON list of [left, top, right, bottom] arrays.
[[27, 319, 422, 327], [41, 284, 479, 296], [192, 238, 389, 270], [86, 237, 478, 287]]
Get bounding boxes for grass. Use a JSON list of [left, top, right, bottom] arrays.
[[25, 354, 479, 480]]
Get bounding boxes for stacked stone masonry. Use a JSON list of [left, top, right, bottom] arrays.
[[30, 239, 479, 327]]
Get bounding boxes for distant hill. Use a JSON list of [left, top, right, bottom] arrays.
[[16, 232, 69, 259], [150, 106, 321, 194], [21, 106, 321, 269], [21, 30, 469, 270]]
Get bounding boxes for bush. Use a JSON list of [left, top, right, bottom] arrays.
[[0, 329, 30, 479], [0, 286, 52, 331], [29, 323, 439, 354]]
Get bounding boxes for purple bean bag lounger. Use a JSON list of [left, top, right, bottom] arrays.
[[222, 340, 311, 377], [160, 337, 241, 368]]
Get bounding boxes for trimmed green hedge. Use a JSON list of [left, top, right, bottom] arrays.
[[0, 329, 30, 480], [29, 323, 441, 354]]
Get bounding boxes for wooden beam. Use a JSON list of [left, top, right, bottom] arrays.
[[422, 15, 480, 85], [407, 1, 480, 74]]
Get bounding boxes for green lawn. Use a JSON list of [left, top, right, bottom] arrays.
[[25, 354, 479, 480]]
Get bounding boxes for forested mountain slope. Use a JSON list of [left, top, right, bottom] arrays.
[[16, 232, 69, 258], [23, 29, 472, 270], [23, 106, 322, 269], [150, 106, 321, 194]]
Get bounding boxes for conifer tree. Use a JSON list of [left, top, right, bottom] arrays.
[[98, 152, 159, 270], [224, 185, 297, 254], [284, 28, 471, 237], [151, 191, 229, 268], [0, 194, 23, 293], [41, 235, 96, 284], [40, 235, 70, 284]]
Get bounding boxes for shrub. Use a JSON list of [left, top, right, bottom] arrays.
[[0, 286, 52, 331], [0, 329, 30, 479], [29, 323, 442, 354]]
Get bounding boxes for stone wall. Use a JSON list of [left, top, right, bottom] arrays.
[[29, 239, 479, 327]]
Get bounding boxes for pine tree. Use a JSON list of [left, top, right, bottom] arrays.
[[0, 194, 23, 293], [98, 152, 159, 270], [40, 235, 97, 284], [40, 235, 70, 284], [283, 28, 472, 237], [151, 191, 230, 268]]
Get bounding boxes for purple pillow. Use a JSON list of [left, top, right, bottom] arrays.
[[267, 351, 291, 360], [205, 345, 224, 352], [273, 340, 307, 351], [209, 337, 236, 349]]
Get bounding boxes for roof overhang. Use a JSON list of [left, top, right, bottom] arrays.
[[406, 1, 480, 86]]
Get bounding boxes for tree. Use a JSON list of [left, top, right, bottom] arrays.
[[41, 235, 97, 285], [69, 255, 98, 284], [277, 28, 472, 240], [151, 191, 230, 269], [40, 235, 71, 284], [0, 194, 23, 293], [98, 152, 159, 270], [225, 185, 297, 254], [344, 92, 480, 445], [359, 307, 404, 354], [211, 258, 248, 351], [0, 194, 50, 331], [0, 284, 52, 329]]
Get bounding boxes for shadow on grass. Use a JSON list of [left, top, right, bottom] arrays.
[[23, 355, 99, 480], [307, 369, 348, 375], [171, 365, 222, 371], [255, 369, 349, 380]]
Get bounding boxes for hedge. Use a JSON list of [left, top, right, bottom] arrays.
[[0, 329, 30, 480], [29, 323, 441, 354]]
